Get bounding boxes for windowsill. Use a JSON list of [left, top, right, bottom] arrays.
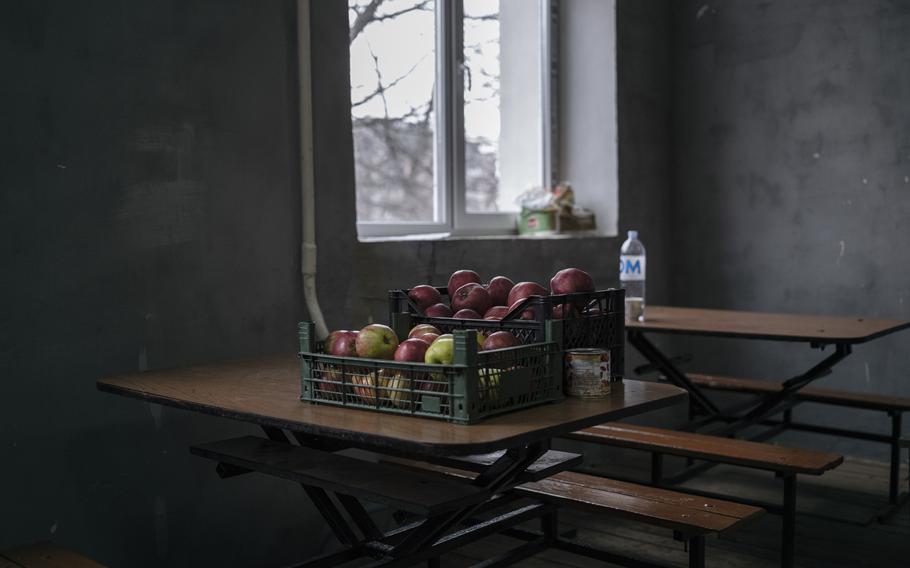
[[359, 230, 617, 243]]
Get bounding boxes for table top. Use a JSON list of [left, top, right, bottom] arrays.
[[97, 354, 686, 456], [626, 306, 910, 344]]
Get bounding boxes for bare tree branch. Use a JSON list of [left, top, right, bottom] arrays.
[[350, 0, 384, 44], [351, 52, 430, 109]]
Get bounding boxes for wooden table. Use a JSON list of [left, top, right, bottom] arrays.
[[627, 306, 909, 423], [98, 354, 686, 566]]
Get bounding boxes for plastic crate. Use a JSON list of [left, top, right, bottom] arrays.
[[298, 319, 564, 424], [388, 287, 625, 381]]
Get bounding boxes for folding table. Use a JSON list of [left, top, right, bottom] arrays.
[[98, 354, 685, 567]]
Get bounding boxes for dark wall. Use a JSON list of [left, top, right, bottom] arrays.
[[669, 0, 910, 456], [0, 1, 332, 565]]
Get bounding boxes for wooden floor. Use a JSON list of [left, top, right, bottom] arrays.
[[444, 453, 910, 567]]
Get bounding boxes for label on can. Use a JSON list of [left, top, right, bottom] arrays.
[[564, 348, 611, 398]]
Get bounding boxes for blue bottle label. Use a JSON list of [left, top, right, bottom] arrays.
[[619, 255, 645, 281]]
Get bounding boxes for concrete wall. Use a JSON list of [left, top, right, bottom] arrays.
[[1, 0, 674, 564], [0, 1, 331, 565], [668, 0, 910, 457]]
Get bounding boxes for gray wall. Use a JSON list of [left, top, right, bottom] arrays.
[[0, 1, 331, 565], [1, 0, 673, 565], [668, 0, 910, 457]]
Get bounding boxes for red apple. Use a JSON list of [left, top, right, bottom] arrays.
[[394, 338, 430, 362], [355, 324, 399, 359], [452, 283, 492, 316], [447, 270, 482, 298], [486, 276, 515, 307], [483, 306, 510, 320], [325, 330, 358, 357], [408, 324, 442, 339], [416, 332, 439, 344], [408, 285, 443, 311], [454, 308, 482, 319], [508, 299, 536, 320], [483, 331, 520, 351], [425, 303, 454, 318], [550, 268, 595, 299], [507, 281, 549, 307]]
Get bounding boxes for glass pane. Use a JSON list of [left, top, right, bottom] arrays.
[[349, 0, 437, 222], [464, 0, 543, 214]]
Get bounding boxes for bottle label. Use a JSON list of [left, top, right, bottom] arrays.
[[619, 255, 645, 281]]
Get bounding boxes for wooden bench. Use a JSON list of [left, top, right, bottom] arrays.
[[687, 371, 910, 508], [564, 422, 842, 568], [387, 457, 763, 568], [190, 435, 491, 516], [0, 542, 106, 567]]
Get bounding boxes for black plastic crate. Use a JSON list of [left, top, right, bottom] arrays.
[[388, 287, 625, 380]]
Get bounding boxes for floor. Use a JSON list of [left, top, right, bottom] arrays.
[[444, 453, 910, 567]]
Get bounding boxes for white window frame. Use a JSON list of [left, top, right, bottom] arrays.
[[356, 0, 555, 239]]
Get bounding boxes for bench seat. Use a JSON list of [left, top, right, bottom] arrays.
[[191, 436, 490, 516], [687, 372, 910, 412], [385, 457, 762, 568], [0, 542, 106, 568], [565, 423, 843, 475]]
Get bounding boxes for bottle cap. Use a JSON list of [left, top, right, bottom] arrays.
[[628, 230, 638, 240]]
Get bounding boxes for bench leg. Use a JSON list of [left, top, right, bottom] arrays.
[[889, 412, 902, 504], [687, 535, 705, 568], [781, 474, 797, 568], [541, 510, 559, 541], [650, 452, 664, 485]]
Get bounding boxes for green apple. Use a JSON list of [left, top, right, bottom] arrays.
[[425, 334, 454, 364], [355, 324, 399, 359]]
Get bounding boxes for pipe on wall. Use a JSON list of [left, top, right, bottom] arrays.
[[297, 0, 329, 339]]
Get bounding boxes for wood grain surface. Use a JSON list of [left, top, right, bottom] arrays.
[[626, 306, 910, 343], [566, 423, 843, 474], [98, 354, 686, 456], [0, 543, 106, 568]]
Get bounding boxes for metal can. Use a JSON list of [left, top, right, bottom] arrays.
[[564, 348, 611, 398]]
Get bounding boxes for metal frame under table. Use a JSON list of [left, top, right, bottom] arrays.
[[626, 305, 910, 519], [98, 354, 685, 567]]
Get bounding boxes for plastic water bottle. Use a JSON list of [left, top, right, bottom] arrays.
[[619, 230, 646, 322]]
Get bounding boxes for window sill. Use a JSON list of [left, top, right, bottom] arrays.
[[359, 230, 616, 244]]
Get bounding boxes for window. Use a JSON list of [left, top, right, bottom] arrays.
[[349, 0, 554, 238]]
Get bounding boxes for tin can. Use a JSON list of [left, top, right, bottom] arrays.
[[564, 348, 611, 398]]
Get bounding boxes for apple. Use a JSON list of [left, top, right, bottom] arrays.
[[451, 283, 492, 316], [425, 334, 455, 365], [486, 276, 515, 307], [355, 324, 399, 359], [550, 268, 595, 308], [507, 281, 549, 307], [395, 338, 430, 362], [321, 330, 358, 395], [408, 324, 442, 339], [454, 308, 482, 320], [447, 269, 482, 298], [384, 370, 412, 407], [416, 332, 439, 344], [408, 285, 443, 311], [325, 330, 358, 357], [350, 366, 380, 405], [483, 306, 510, 320], [483, 331, 520, 351], [425, 303, 454, 318], [479, 368, 502, 402], [508, 299, 536, 320]]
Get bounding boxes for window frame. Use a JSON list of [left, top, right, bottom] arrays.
[[355, 0, 555, 240]]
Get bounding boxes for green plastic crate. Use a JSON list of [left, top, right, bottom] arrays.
[[298, 318, 564, 424]]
